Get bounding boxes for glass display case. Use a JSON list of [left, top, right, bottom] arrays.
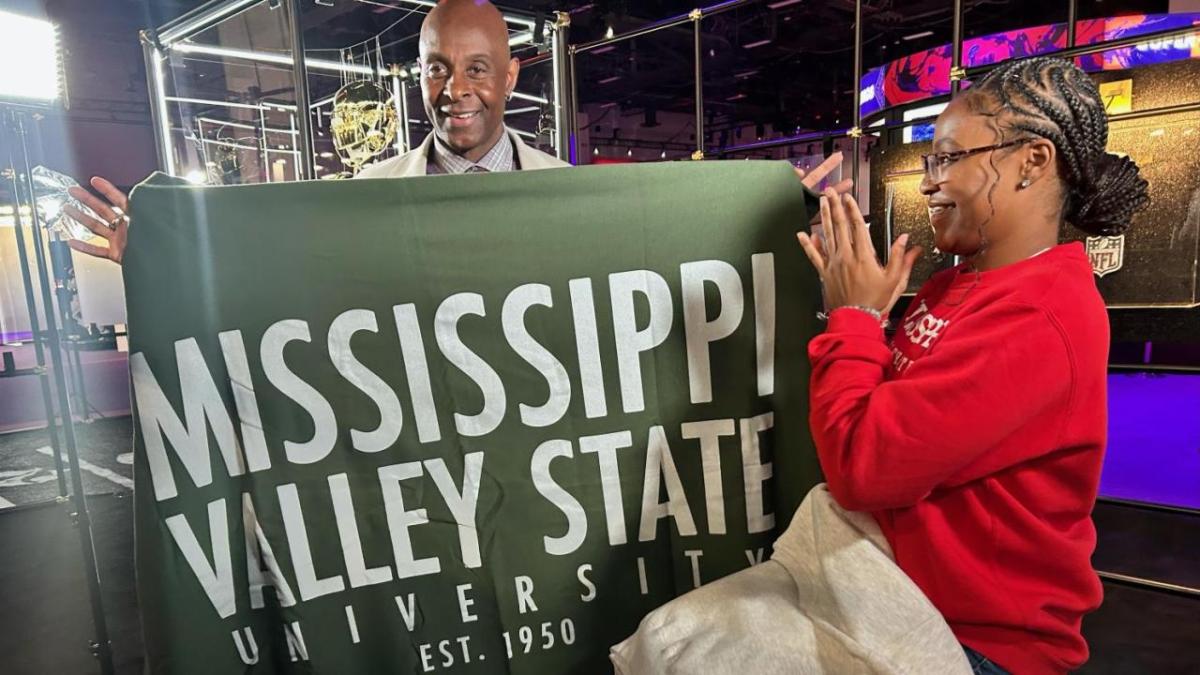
[[142, 0, 570, 184]]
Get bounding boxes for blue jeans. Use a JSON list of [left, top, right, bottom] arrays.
[[963, 646, 1009, 675]]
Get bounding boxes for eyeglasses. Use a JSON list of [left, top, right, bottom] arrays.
[[920, 138, 1036, 179]]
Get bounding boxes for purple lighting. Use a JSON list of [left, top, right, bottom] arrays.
[[1100, 372, 1200, 510]]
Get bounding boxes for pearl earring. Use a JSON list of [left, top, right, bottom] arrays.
[[1020, 178, 1031, 189]]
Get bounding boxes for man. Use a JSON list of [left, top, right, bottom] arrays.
[[358, 0, 567, 178], [66, 0, 562, 262], [64, 0, 844, 261]]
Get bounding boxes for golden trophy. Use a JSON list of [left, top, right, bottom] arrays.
[[330, 80, 398, 176]]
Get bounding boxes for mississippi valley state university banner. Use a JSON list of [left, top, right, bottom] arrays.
[[124, 161, 824, 674]]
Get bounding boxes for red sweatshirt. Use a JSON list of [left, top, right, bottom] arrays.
[[807, 243, 1108, 675]]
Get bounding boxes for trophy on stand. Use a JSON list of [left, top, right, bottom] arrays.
[[330, 79, 398, 177]]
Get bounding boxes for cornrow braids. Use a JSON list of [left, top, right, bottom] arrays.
[[966, 56, 1149, 236]]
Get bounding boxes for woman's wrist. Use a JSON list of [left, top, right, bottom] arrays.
[[817, 305, 890, 330]]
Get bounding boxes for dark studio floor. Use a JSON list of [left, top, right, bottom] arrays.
[[0, 416, 1196, 674]]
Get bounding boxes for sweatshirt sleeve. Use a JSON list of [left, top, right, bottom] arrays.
[[807, 302, 1074, 511]]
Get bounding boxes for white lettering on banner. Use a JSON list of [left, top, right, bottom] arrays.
[[577, 564, 597, 602], [531, 439, 588, 556], [503, 284, 572, 427], [680, 419, 736, 535], [578, 431, 633, 546], [243, 493, 297, 609], [131, 256, 779, 505], [639, 425, 698, 542], [132, 255, 795, 634], [217, 330, 272, 473], [680, 260, 744, 404], [278, 483, 346, 601], [378, 462, 441, 579], [328, 473, 394, 588], [752, 253, 777, 397], [328, 309, 404, 453], [160, 417, 780, 623], [424, 454, 485, 569], [609, 270, 674, 414], [568, 278, 608, 419], [396, 593, 419, 631], [165, 498, 236, 618], [741, 412, 776, 534], [456, 584, 478, 623], [684, 549, 704, 588], [284, 621, 309, 662], [434, 293, 507, 438], [232, 627, 259, 665], [261, 320, 338, 465], [393, 304, 443, 443], [515, 576, 539, 614], [133, 341, 248, 502], [746, 548, 766, 566]]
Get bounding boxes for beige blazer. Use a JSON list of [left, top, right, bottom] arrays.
[[356, 127, 569, 179]]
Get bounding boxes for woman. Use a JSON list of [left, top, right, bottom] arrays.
[[796, 56, 1148, 675]]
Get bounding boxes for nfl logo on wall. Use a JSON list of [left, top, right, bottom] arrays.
[[1086, 235, 1125, 278]]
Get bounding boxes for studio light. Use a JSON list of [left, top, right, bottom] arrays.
[[0, 10, 63, 104]]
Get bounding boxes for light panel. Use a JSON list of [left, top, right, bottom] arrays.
[[0, 10, 61, 102]]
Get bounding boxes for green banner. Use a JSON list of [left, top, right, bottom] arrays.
[[125, 161, 823, 673]]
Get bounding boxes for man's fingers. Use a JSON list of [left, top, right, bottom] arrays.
[[800, 152, 844, 190], [91, 177, 129, 212], [67, 239, 111, 259], [796, 232, 826, 271], [67, 185, 118, 223], [63, 205, 114, 241], [793, 166, 808, 181]]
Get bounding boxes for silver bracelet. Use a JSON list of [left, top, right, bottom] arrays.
[[816, 306, 890, 329]]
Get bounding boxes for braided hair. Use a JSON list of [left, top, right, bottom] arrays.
[[965, 56, 1149, 236]]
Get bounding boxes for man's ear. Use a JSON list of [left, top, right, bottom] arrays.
[[506, 57, 520, 99]]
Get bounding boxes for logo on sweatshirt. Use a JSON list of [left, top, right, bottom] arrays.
[[903, 300, 950, 349], [891, 300, 951, 375]]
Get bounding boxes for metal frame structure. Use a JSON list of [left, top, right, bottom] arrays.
[[143, 0, 572, 180], [1, 106, 115, 675], [569, 0, 757, 162]]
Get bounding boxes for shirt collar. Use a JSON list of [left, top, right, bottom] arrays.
[[429, 128, 515, 174]]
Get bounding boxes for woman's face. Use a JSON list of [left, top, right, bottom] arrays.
[[919, 97, 1029, 257]]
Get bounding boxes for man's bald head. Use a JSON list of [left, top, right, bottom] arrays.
[[421, 0, 511, 61], [418, 0, 519, 162]]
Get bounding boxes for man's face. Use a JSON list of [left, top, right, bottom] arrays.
[[419, 22, 518, 160]]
